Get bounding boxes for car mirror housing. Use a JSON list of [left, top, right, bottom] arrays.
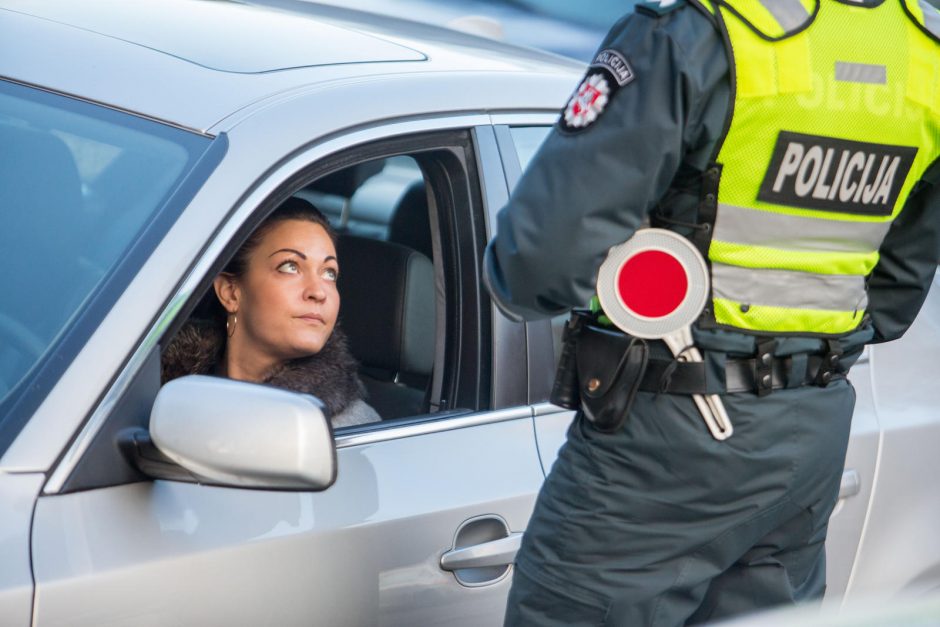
[[142, 375, 336, 491]]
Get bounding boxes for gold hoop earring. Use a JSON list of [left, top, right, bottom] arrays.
[[227, 314, 237, 338]]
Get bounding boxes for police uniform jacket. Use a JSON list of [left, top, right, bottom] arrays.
[[483, 0, 940, 351]]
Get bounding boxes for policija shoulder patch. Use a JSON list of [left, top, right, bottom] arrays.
[[560, 48, 635, 132], [758, 131, 918, 216]]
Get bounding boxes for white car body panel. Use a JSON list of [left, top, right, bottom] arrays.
[[0, 472, 42, 627], [844, 271, 940, 599], [0, 0, 579, 133], [32, 415, 541, 626]]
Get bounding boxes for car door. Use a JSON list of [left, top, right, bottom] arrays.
[[27, 122, 543, 627], [840, 267, 940, 601], [491, 121, 881, 602]]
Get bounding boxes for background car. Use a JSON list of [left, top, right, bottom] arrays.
[[277, 0, 940, 64], [0, 1, 939, 626], [260, 0, 640, 60]]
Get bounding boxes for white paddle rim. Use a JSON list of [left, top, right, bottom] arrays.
[[596, 229, 710, 339]]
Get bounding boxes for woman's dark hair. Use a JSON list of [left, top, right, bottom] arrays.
[[224, 196, 336, 278], [198, 197, 335, 323]]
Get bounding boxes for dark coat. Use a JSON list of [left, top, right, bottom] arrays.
[[161, 320, 380, 427]]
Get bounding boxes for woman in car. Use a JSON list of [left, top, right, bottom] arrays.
[[162, 197, 380, 428]]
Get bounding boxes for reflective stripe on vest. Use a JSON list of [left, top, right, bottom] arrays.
[[757, 0, 811, 32], [706, 0, 940, 336], [923, 2, 940, 37], [904, 0, 940, 40]]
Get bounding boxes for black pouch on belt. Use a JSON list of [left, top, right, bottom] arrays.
[[549, 311, 588, 410], [553, 312, 649, 433]]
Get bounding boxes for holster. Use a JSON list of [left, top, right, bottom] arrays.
[[550, 310, 650, 433]]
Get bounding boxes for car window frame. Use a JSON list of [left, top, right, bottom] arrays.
[[490, 120, 558, 405]]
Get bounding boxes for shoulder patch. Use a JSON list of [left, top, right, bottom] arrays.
[[636, 0, 687, 17], [558, 48, 636, 133], [561, 73, 612, 131]]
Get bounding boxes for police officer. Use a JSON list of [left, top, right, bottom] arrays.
[[483, 0, 940, 624]]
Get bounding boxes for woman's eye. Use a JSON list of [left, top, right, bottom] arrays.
[[277, 260, 300, 274], [322, 267, 338, 282]]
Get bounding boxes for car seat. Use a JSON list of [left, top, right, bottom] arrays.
[[336, 234, 435, 420], [300, 161, 384, 230], [387, 180, 433, 260]]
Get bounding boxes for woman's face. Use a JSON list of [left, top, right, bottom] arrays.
[[219, 219, 340, 367]]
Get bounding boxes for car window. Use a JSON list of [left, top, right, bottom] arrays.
[[157, 154, 440, 424], [267, 145, 491, 425], [509, 126, 550, 170], [0, 80, 216, 445]]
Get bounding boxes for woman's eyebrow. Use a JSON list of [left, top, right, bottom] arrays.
[[269, 248, 307, 259], [324, 255, 337, 263]]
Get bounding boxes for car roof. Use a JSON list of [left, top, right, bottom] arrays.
[[0, 0, 583, 133]]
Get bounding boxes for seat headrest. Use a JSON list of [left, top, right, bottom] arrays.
[[309, 160, 384, 198], [388, 181, 433, 260], [336, 235, 435, 378]]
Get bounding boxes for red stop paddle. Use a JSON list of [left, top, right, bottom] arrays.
[[597, 229, 733, 441]]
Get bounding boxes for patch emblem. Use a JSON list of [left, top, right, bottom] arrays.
[[563, 73, 610, 129], [559, 48, 635, 133]]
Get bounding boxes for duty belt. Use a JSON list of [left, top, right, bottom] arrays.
[[576, 320, 850, 397], [639, 351, 846, 396]]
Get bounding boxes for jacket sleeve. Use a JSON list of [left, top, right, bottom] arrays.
[[483, 5, 727, 321], [867, 159, 940, 343]]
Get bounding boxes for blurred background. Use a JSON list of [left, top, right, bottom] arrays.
[[297, 0, 641, 61]]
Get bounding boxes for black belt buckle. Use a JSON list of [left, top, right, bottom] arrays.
[[754, 339, 776, 397], [815, 339, 843, 387]]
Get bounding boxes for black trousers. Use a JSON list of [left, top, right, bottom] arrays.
[[504, 380, 855, 626]]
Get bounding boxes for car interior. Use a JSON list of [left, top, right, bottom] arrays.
[[302, 155, 436, 420]]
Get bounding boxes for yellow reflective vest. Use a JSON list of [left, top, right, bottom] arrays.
[[695, 0, 940, 335]]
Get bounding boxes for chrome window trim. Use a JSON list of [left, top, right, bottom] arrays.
[[0, 75, 213, 136], [488, 112, 559, 127], [532, 402, 568, 417], [335, 406, 533, 449], [41, 112, 494, 495]]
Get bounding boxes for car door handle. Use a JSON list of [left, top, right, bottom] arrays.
[[440, 532, 523, 571], [839, 469, 860, 499]]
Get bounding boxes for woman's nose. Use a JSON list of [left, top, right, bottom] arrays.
[[304, 277, 327, 302]]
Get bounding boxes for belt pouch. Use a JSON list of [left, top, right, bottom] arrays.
[[576, 324, 649, 433], [549, 311, 587, 410]]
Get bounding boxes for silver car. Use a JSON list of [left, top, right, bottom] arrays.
[[1, 1, 939, 626]]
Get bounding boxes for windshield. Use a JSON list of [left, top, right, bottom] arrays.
[[0, 80, 216, 434]]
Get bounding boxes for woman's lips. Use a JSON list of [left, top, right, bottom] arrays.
[[297, 313, 325, 325]]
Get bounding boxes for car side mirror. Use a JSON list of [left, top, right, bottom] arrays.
[[126, 375, 336, 491]]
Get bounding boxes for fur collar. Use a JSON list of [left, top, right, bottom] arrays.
[[161, 320, 365, 417]]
